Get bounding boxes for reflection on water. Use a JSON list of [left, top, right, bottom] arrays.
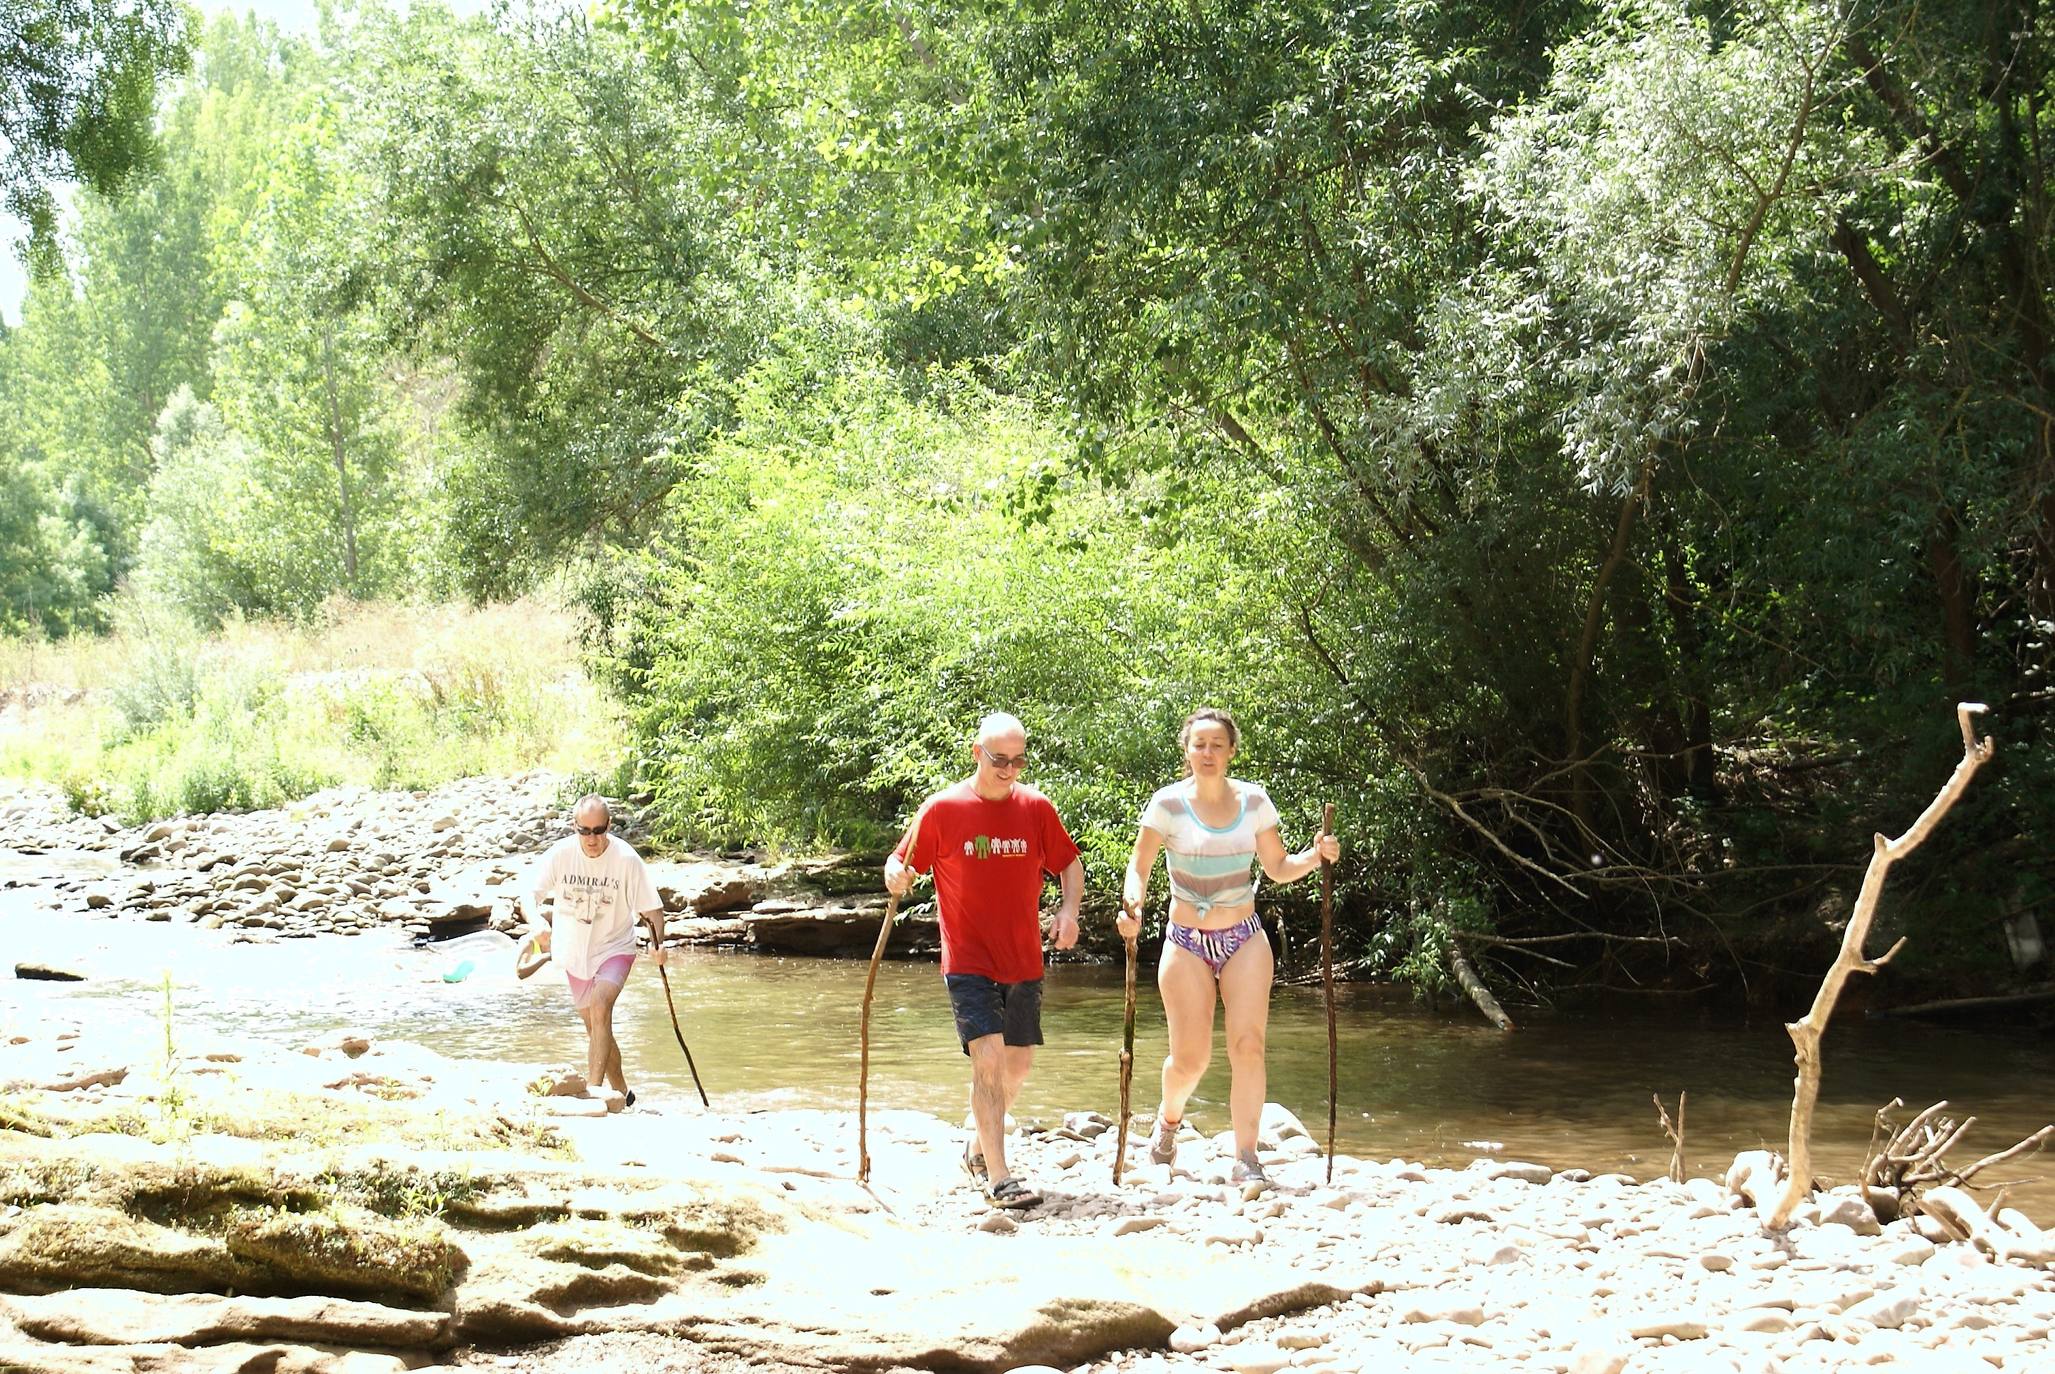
[[6, 898, 2052, 1217], [0, 849, 118, 883]]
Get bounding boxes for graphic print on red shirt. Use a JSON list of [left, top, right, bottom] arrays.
[[899, 781, 1081, 983]]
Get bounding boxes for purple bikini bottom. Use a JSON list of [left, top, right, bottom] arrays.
[[1166, 912, 1264, 977]]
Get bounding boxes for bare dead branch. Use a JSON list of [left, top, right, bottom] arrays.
[[1654, 1091, 1688, 1183], [1766, 704, 1995, 1229], [1400, 756, 1585, 896], [1959, 1126, 2055, 1182]]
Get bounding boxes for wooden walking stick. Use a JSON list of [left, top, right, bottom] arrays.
[[1113, 925, 1139, 1184], [644, 914, 710, 1108], [1319, 802, 1338, 1184], [859, 809, 923, 1183], [655, 960, 711, 1108]]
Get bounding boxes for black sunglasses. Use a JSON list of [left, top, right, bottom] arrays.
[[574, 823, 610, 836]]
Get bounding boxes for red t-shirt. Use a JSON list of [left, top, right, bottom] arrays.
[[897, 781, 1081, 983]]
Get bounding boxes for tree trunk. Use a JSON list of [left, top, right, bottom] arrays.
[[1566, 457, 1655, 829], [1619, 563, 1689, 805], [1449, 944, 1514, 1031], [321, 328, 360, 587], [1663, 532, 1718, 799], [1926, 509, 1977, 700]]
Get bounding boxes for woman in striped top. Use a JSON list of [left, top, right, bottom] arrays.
[[1117, 706, 1341, 1185]]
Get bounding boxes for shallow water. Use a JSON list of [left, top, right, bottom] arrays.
[[5, 890, 2052, 1217]]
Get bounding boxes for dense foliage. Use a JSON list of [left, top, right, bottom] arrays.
[[0, 0, 189, 272], [3, 0, 2049, 1002]]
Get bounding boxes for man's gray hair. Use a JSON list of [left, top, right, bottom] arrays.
[[572, 793, 613, 823], [975, 712, 1027, 744]]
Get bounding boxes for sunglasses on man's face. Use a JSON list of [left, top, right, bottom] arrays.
[[574, 823, 610, 836], [981, 751, 1028, 771]]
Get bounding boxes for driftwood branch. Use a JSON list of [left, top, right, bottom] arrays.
[[1860, 1095, 2055, 1225], [1449, 944, 1514, 1030], [1766, 703, 1994, 1229], [1654, 1091, 1688, 1183], [1960, 1126, 2055, 1180], [1920, 1186, 2055, 1267], [1869, 986, 2055, 1019]]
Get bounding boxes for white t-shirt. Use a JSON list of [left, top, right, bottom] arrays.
[[1139, 779, 1281, 917], [529, 835, 661, 978]]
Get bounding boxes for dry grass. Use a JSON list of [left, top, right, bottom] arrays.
[[0, 597, 627, 817]]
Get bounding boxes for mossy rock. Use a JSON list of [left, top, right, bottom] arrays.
[[520, 1218, 701, 1276], [654, 1199, 780, 1259], [222, 1204, 463, 1302], [309, 1159, 496, 1219], [0, 1203, 263, 1295], [116, 1159, 319, 1224], [0, 1098, 59, 1138], [0, 1155, 98, 1207]]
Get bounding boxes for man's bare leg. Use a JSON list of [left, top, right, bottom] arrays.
[[1001, 1044, 1034, 1118], [967, 1034, 1015, 1183], [579, 981, 629, 1095]]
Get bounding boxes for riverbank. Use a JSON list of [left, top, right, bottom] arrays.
[[2, 1003, 2051, 1373], [8, 771, 2055, 1206], [0, 774, 928, 959]]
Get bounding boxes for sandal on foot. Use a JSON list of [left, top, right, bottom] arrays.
[[1230, 1156, 1270, 1188], [985, 1176, 1043, 1209], [1149, 1115, 1180, 1166], [963, 1138, 988, 1183]]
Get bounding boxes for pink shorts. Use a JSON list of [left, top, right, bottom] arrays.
[[565, 953, 635, 1009]]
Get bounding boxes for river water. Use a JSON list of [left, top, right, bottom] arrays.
[[5, 873, 2052, 1216]]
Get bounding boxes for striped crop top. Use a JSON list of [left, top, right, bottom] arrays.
[[1139, 779, 1281, 918]]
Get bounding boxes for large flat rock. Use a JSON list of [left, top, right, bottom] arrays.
[[0, 1111, 1362, 1374], [0, 1289, 447, 1348]]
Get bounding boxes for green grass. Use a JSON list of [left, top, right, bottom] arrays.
[[1, 597, 627, 821]]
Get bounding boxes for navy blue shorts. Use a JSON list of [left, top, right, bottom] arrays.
[[944, 974, 1044, 1053]]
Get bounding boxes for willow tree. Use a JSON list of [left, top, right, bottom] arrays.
[[964, 0, 2050, 989], [0, 0, 190, 273]]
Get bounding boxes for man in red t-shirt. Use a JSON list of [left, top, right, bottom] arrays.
[[885, 711, 1083, 1208]]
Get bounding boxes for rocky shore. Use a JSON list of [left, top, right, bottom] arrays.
[[1, 776, 936, 960], [1, 1006, 2050, 1374], [7, 778, 2054, 1373]]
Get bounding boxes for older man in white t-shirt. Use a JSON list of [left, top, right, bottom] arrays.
[[524, 793, 664, 1105]]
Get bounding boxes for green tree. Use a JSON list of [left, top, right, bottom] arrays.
[[0, 270, 123, 627], [54, 12, 305, 538], [0, 0, 191, 274], [598, 307, 1317, 864], [957, 0, 2052, 990], [135, 385, 317, 622], [0, 12, 306, 623], [0, 426, 110, 635], [341, 3, 773, 594], [208, 88, 410, 603]]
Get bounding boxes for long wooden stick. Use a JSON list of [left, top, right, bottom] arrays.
[[1114, 931, 1138, 1184], [859, 809, 924, 1183], [1319, 802, 1337, 1184], [1764, 703, 1993, 1229], [654, 960, 710, 1107]]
